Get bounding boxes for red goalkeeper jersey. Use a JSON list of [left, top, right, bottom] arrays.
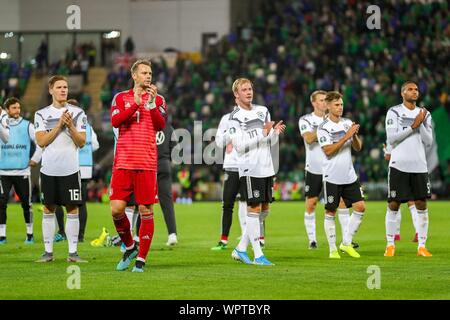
[[111, 89, 166, 171]]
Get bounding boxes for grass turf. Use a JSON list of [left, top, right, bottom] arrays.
[[0, 201, 449, 300]]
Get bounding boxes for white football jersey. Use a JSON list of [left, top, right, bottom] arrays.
[[385, 104, 432, 173], [228, 104, 277, 178], [299, 112, 326, 175], [216, 112, 240, 170], [34, 104, 87, 176], [317, 117, 357, 185]]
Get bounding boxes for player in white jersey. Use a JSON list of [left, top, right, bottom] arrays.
[[211, 109, 248, 250], [227, 78, 285, 266], [0, 107, 9, 144], [317, 91, 365, 259], [34, 75, 87, 263], [384, 81, 433, 257]]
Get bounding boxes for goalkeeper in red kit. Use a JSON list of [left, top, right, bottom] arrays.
[[110, 59, 166, 272]]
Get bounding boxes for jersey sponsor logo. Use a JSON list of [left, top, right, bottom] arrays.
[[327, 195, 334, 203], [156, 131, 165, 145], [253, 190, 260, 198]]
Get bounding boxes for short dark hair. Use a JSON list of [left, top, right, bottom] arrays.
[[401, 80, 418, 93], [4, 97, 20, 109], [325, 91, 343, 103], [48, 75, 68, 89]]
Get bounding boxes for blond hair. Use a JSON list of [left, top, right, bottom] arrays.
[[232, 78, 253, 93], [310, 90, 327, 103], [130, 59, 151, 74]]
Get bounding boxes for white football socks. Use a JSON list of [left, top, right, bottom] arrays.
[[343, 211, 364, 246], [386, 208, 398, 246], [42, 213, 55, 253], [416, 209, 429, 248], [66, 213, 80, 254], [324, 214, 337, 252], [304, 211, 316, 243]]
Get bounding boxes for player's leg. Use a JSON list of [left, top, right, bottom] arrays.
[[158, 169, 177, 246], [258, 177, 273, 250], [36, 173, 57, 262], [323, 181, 340, 258], [61, 172, 85, 262], [212, 171, 240, 250], [12, 175, 34, 243], [394, 206, 402, 241], [304, 172, 322, 249], [413, 173, 432, 256], [77, 179, 89, 242], [237, 198, 247, 238], [0, 175, 13, 244], [385, 167, 409, 257], [54, 206, 66, 241], [132, 170, 158, 272], [231, 177, 254, 264], [337, 198, 350, 241], [407, 200, 418, 242]]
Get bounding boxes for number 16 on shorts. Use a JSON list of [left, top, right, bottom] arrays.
[[69, 189, 81, 201]]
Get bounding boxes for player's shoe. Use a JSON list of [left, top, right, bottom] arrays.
[[352, 241, 359, 249], [231, 249, 253, 265], [35, 252, 54, 262], [116, 243, 139, 271], [132, 260, 145, 273], [329, 250, 341, 259], [254, 255, 274, 266], [384, 245, 395, 257], [24, 234, 34, 245], [417, 247, 432, 257], [54, 232, 66, 242], [339, 243, 361, 258], [394, 234, 401, 241], [211, 241, 228, 251], [0, 237, 7, 245], [67, 252, 88, 263], [412, 233, 418, 242], [309, 241, 318, 250], [166, 233, 178, 246]]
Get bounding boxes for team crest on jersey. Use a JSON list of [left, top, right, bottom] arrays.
[[390, 190, 396, 198], [253, 190, 260, 198], [305, 185, 310, 192], [327, 196, 334, 203], [257, 111, 265, 120], [229, 127, 236, 134], [387, 119, 394, 125], [156, 131, 165, 145]]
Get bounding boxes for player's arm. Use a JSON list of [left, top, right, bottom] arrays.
[[419, 111, 433, 147], [64, 111, 86, 148], [91, 126, 100, 152], [383, 143, 391, 161], [215, 115, 231, 148], [35, 112, 64, 148], [111, 93, 139, 128], [28, 123, 42, 165], [299, 119, 317, 144], [351, 133, 362, 152], [385, 109, 419, 145], [229, 120, 275, 155], [149, 100, 166, 131], [320, 124, 358, 157], [0, 113, 10, 143]]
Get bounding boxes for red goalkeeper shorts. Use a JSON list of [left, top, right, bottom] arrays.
[[110, 169, 158, 205]]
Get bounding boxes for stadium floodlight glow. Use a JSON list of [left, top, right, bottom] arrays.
[[0, 52, 10, 59], [103, 31, 121, 39], [4, 32, 14, 38]]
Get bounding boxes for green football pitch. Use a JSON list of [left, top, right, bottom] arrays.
[[0, 201, 449, 300]]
